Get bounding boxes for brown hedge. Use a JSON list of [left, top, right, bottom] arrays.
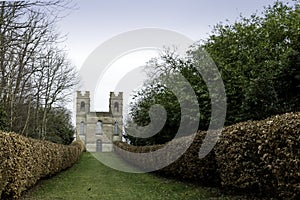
[[215, 112, 300, 199], [0, 131, 84, 199], [115, 112, 300, 199], [114, 131, 219, 186]]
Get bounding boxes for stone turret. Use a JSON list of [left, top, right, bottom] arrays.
[[76, 91, 90, 115], [76, 91, 91, 143], [109, 92, 123, 141]]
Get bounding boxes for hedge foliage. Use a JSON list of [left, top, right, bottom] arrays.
[[160, 132, 219, 185], [115, 132, 219, 186], [0, 131, 84, 199], [215, 112, 300, 199], [115, 112, 300, 199]]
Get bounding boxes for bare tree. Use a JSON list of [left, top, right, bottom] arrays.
[[0, 1, 79, 141]]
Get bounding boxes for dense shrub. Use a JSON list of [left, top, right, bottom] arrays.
[[215, 112, 300, 199], [115, 112, 300, 199], [0, 131, 84, 199], [159, 131, 219, 185], [115, 131, 219, 186], [0, 105, 8, 131]]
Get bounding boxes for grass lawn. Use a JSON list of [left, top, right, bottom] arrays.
[[20, 152, 247, 200]]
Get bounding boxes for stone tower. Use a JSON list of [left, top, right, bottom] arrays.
[[109, 92, 123, 141], [76, 91, 90, 142], [75, 91, 123, 152]]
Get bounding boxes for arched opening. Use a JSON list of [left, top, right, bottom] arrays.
[[80, 101, 85, 112], [80, 121, 85, 135], [96, 139, 102, 152], [114, 102, 119, 112], [114, 121, 118, 135], [96, 120, 102, 135]]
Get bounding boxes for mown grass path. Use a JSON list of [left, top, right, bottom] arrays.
[[20, 152, 241, 200]]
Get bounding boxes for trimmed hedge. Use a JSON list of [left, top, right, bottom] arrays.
[[115, 112, 300, 199], [115, 131, 219, 186], [0, 131, 84, 199], [160, 132, 219, 185], [215, 112, 300, 199]]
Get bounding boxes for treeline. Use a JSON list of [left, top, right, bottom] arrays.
[[0, 1, 78, 144], [126, 1, 300, 145]]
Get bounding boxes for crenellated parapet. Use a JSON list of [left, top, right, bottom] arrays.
[[77, 91, 90, 98]]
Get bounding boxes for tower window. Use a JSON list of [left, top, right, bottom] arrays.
[[96, 120, 102, 135], [80, 121, 85, 135], [114, 121, 118, 135], [114, 102, 119, 112], [80, 101, 85, 112]]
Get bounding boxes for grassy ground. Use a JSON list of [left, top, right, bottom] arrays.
[[20, 152, 247, 200]]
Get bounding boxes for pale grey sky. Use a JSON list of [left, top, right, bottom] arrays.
[[59, 0, 290, 68]]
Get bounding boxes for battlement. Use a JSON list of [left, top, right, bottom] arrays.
[[110, 91, 123, 98], [77, 91, 90, 98]]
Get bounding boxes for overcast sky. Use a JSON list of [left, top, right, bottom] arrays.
[[57, 0, 293, 113], [59, 0, 286, 68]]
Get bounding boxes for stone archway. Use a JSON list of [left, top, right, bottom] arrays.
[[96, 139, 102, 152]]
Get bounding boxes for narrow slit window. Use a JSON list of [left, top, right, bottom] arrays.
[[114, 102, 119, 112], [114, 121, 118, 135], [96, 120, 102, 135], [80, 121, 85, 135], [80, 101, 85, 112]]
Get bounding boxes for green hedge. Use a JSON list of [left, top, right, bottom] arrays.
[[0, 131, 84, 199], [115, 112, 300, 199]]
